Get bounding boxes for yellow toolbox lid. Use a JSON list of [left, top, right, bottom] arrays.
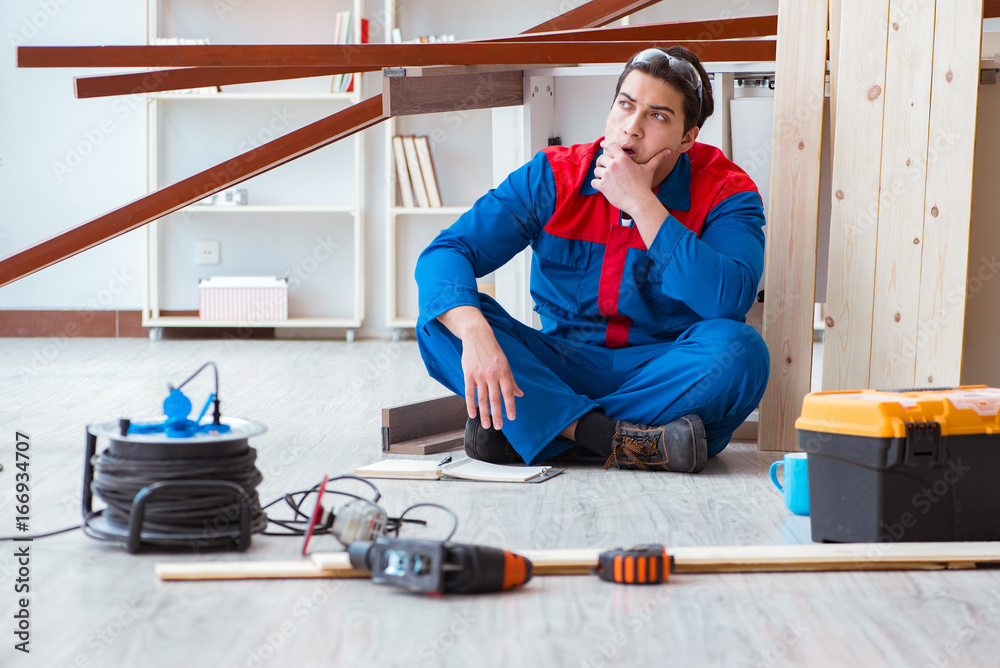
[[795, 386, 1000, 438]]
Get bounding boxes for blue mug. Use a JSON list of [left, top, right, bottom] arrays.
[[769, 452, 810, 516]]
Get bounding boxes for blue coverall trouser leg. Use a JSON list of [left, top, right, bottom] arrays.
[[417, 295, 770, 465]]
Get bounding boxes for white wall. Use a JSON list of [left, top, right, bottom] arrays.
[[0, 0, 779, 337]]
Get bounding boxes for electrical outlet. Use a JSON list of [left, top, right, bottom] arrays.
[[196, 240, 220, 265]]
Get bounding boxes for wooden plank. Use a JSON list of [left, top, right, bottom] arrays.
[[489, 15, 778, 42], [987, 0, 1000, 18], [385, 428, 464, 455], [915, 0, 983, 386], [0, 96, 387, 287], [308, 542, 1000, 577], [16, 40, 777, 70], [757, 0, 828, 452], [384, 70, 524, 117], [821, 0, 891, 391], [868, 0, 936, 389], [523, 0, 664, 32], [74, 66, 350, 99], [156, 556, 368, 581], [381, 394, 467, 450]]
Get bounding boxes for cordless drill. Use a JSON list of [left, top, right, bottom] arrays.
[[348, 537, 533, 594]]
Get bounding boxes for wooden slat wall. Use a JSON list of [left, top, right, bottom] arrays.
[[758, 0, 828, 452], [823, 0, 982, 395], [915, 0, 983, 386], [821, 0, 891, 391], [868, 0, 936, 389]]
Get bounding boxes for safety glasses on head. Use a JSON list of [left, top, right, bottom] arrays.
[[631, 48, 703, 114]]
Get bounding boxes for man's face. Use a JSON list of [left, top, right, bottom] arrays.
[[604, 69, 699, 181]]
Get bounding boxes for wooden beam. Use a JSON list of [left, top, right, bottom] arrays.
[[381, 395, 467, 455], [487, 15, 778, 42], [74, 66, 351, 99], [822, 0, 891, 391], [0, 96, 387, 287], [17, 40, 777, 70], [523, 0, 664, 32], [384, 69, 524, 117], [307, 542, 1000, 577], [986, 0, 1000, 19], [758, 0, 828, 452], [914, 0, 983, 386], [868, 0, 937, 388]]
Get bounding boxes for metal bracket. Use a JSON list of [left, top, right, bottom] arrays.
[[383, 67, 407, 78]]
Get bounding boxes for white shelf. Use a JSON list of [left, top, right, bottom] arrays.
[[185, 205, 357, 214], [143, 316, 362, 328], [148, 92, 362, 101], [391, 206, 470, 216], [142, 0, 367, 334]]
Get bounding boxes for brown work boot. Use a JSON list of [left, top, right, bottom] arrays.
[[464, 416, 524, 464], [603, 415, 708, 473]]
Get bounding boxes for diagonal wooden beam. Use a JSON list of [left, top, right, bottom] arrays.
[[17, 40, 776, 70], [0, 97, 387, 287], [73, 16, 780, 99], [524, 0, 664, 32], [74, 66, 355, 99], [478, 14, 778, 42]]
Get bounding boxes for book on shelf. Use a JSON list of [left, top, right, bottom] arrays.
[[391, 135, 416, 208], [354, 457, 563, 483], [401, 135, 431, 208], [414, 136, 443, 207], [331, 10, 369, 93]]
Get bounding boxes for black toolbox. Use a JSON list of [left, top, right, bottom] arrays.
[[795, 386, 1000, 543]]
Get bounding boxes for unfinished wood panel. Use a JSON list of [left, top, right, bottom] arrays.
[[915, 0, 983, 386], [821, 0, 891, 391], [758, 0, 828, 452], [384, 70, 524, 117], [868, 0, 936, 389]]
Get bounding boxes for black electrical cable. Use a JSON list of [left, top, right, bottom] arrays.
[[83, 446, 267, 544]]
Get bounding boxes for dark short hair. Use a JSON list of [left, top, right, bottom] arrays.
[[614, 46, 714, 133]]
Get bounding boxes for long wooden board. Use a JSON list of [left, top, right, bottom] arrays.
[[822, 0, 891, 391], [868, 0, 936, 389], [913, 0, 983, 386], [156, 554, 367, 581], [17, 40, 777, 70], [757, 0, 828, 451], [156, 542, 1000, 582]]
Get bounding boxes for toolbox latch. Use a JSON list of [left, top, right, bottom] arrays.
[[904, 421, 941, 467]]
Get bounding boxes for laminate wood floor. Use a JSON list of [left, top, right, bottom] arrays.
[[0, 337, 997, 668]]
